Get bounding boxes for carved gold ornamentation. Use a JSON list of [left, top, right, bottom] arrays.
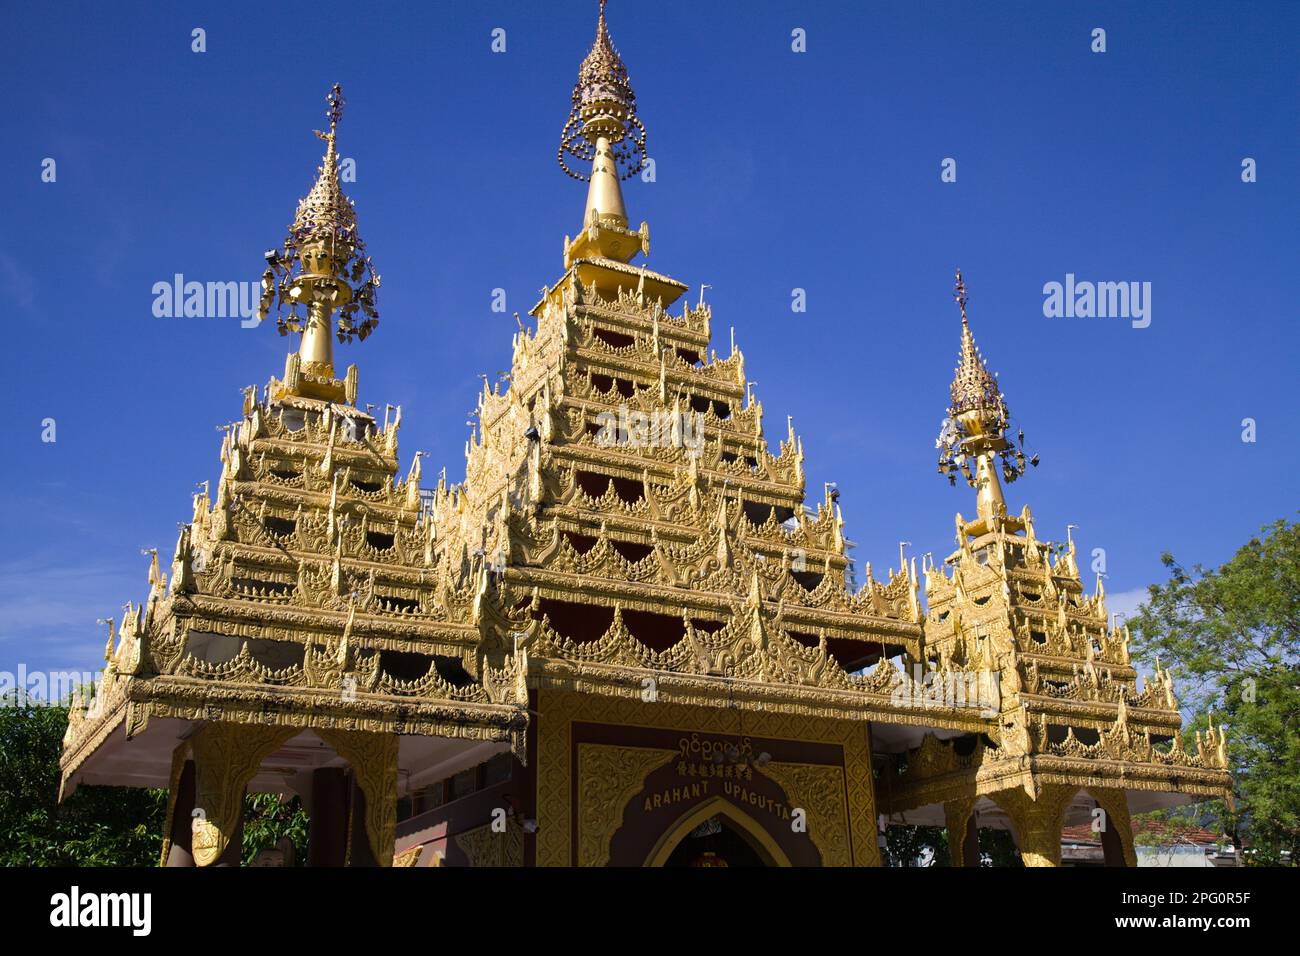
[[392, 845, 423, 867], [761, 761, 851, 867], [990, 784, 1077, 867], [538, 689, 878, 867], [577, 743, 676, 866], [455, 821, 524, 868], [316, 728, 399, 867], [190, 722, 295, 867]]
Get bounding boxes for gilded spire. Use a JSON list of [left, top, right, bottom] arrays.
[[558, 0, 645, 185], [579, 0, 631, 111], [935, 270, 1037, 530], [949, 271, 1000, 415], [257, 84, 381, 404], [292, 84, 357, 250], [558, 1, 650, 264]]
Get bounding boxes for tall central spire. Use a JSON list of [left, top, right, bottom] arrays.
[[936, 270, 1037, 535], [257, 84, 381, 405], [558, 1, 650, 265]]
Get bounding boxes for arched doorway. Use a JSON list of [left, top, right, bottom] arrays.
[[645, 797, 792, 867]]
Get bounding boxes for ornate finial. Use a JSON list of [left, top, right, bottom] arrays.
[[256, 85, 380, 348], [295, 84, 357, 259], [935, 271, 1038, 513], [949, 292, 998, 416], [325, 82, 344, 134], [558, 0, 647, 183]]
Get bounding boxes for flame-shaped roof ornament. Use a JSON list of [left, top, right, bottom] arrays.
[[257, 84, 380, 353], [949, 272, 1001, 416]]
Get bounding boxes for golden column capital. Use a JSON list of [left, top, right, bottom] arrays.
[[991, 785, 1076, 868], [315, 728, 400, 867], [188, 722, 296, 867]]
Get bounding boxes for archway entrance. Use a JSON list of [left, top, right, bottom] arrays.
[[645, 797, 791, 867]]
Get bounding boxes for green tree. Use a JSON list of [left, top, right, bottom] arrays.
[[882, 824, 1021, 866], [884, 824, 948, 866], [1129, 517, 1300, 865], [0, 693, 309, 866], [0, 696, 165, 866], [978, 827, 1022, 866], [241, 792, 309, 866]]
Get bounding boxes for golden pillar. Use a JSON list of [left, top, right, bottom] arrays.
[[316, 729, 399, 867], [943, 797, 981, 867], [187, 723, 295, 867], [1088, 787, 1138, 867], [159, 745, 196, 867], [992, 786, 1076, 867]]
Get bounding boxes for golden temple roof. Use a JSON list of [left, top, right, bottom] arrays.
[[57, 8, 1231, 863]]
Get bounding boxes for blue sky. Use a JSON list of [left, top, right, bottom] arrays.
[[2, 0, 1296, 679]]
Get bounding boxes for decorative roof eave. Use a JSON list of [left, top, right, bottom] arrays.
[[524, 661, 992, 734], [505, 568, 923, 638], [531, 258, 689, 316], [60, 675, 529, 794], [173, 601, 479, 648], [1016, 695, 1183, 729], [878, 755, 1234, 815]]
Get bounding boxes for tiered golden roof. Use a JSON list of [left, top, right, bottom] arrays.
[[60, 85, 522, 867], [60, 2, 1230, 869]]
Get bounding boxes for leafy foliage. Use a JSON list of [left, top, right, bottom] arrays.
[[978, 826, 1022, 866], [241, 792, 309, 866], [0, 696, 165, 866], [884, 824, 947, 866], [1129, 517, 1300, 865], [0, 695, 309, 866], [883, 823, 1021, 866]]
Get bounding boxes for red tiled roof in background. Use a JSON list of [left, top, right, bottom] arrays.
[[1060, 818, 1227, 846]]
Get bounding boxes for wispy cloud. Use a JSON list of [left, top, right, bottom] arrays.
[[0, 558, 146, 672], [0, 252, 36, 310], [1106, 586, 1151, 622]]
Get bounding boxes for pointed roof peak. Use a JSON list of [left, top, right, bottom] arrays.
[[558, 0, 647, 184], [949, 269, 1000, 415], [954, 267, 970, 325], [595, 0, 613, 45], [583, 0, 626, 89], [294, 84, 356, 248]]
